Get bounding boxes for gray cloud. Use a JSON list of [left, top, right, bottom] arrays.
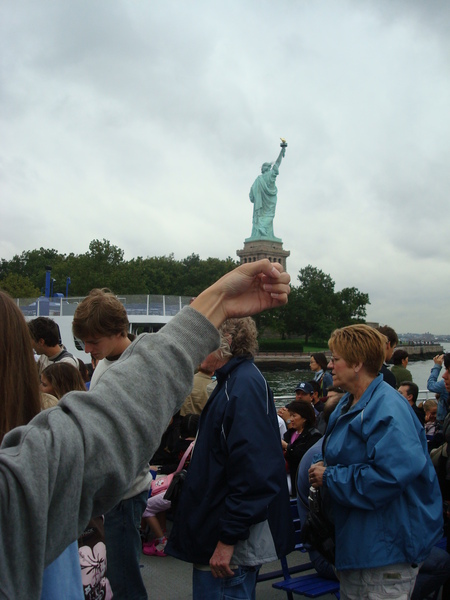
[[1, 0, 449, 332]]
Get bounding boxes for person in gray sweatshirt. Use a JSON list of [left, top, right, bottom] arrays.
[[0, 259, 290, 599]]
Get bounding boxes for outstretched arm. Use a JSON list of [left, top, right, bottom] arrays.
[[190, 259, 290, 328], [0, 259, 289, 598], [274, 147, 286, 169]]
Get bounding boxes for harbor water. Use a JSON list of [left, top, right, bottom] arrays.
[[262, 343, 450, 400]]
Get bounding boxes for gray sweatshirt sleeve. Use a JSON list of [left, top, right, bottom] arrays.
[[0, 307, 219, 599]]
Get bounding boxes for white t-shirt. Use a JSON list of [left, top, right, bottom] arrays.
[[37, 349, 79, 375], [277, 415, 287, 439]]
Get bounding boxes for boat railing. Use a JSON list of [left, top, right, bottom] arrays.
[[16, 294, 193, 318], [274, 390, 434, 407]]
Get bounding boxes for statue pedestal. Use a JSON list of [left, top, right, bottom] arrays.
[[236, 240, 290, 271]]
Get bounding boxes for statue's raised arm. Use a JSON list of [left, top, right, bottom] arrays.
[[274, 138, 287, 169], [247, 139, 288, 242]]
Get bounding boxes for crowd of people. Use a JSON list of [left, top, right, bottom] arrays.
[[0, 259, 449, 600]]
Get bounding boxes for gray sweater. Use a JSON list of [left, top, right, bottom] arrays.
[[0, 307, 219, 599], [89, 356, 151, 500]]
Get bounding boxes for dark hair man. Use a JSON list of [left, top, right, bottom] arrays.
[[295, 381, 314, 401], [28, 317, 78, 375], [376, 325, 398, 388], [398, 381, 424, 425], [391, 349, 413, 388]]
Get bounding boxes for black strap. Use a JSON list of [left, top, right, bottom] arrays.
[[53, 349, 74, 363]]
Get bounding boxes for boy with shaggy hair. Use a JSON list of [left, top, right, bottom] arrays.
[[73, 288, 148, 600]]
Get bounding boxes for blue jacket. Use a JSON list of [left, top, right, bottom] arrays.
[[427, 364, 449, 422], [320, 375, 443, 571], [314, 370, 333, 397], [166, 356, 294, 565]]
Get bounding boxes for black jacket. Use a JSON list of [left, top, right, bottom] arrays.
[[284, 425, 322, 495], [380, 363, 396, 388]]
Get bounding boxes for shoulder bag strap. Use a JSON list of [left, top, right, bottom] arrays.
[[175, 441, 195, 474]]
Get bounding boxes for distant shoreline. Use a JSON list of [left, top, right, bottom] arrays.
[[254, 344, 444, 371]]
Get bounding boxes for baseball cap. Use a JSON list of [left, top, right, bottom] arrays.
[[295, 382, 314, 394]]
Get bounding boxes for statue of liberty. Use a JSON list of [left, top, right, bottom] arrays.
[[246, 139, 287, 242]]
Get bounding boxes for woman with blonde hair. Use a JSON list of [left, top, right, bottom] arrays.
[[308, 324, 443, 600]]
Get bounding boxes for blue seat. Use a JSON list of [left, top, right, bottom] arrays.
[[273, 572, 340, 598], [257, 559, 314, 584]]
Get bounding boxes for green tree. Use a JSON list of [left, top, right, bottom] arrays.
[[1, 244, 370, 340], [279, 266, 370, 343], [0, 273, 40, 298], [137, 255, 184, 295], [0, 248, 65, 293], [68, 239, 126, 294], [294, 265, 337, 343], [335, 287, 370, 326], [178, 254, 237, 296], [253, 302, 291, 339]]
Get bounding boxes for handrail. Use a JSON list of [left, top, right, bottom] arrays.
[[274, 390, 433, 405], [16, 294, 192, 318]]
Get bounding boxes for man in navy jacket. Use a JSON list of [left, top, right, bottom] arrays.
[[167, 317, 294, 599]]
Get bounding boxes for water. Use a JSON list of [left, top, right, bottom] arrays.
[[261, 343, 450, 398]]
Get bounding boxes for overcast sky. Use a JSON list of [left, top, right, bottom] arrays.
[[1, 1, 449, 334]]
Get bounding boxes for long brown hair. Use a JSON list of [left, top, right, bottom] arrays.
[[41, 363, 86, 399], [0, 291, 42, 440]]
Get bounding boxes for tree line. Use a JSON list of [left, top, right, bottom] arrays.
[[254, 264, 370, 342], [0, 239, 238, 298], [0, 239, 370, 342]]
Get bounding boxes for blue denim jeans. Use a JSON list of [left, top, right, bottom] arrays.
[[192, 565, 260, 600], [104, 490, 148, 600]]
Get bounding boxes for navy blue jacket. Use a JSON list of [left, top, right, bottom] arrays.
[[166, 355, 295, 565]]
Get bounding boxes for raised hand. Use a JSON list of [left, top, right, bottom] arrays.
[[191, 260, 291, 328], [433, 354, 444, 366]]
